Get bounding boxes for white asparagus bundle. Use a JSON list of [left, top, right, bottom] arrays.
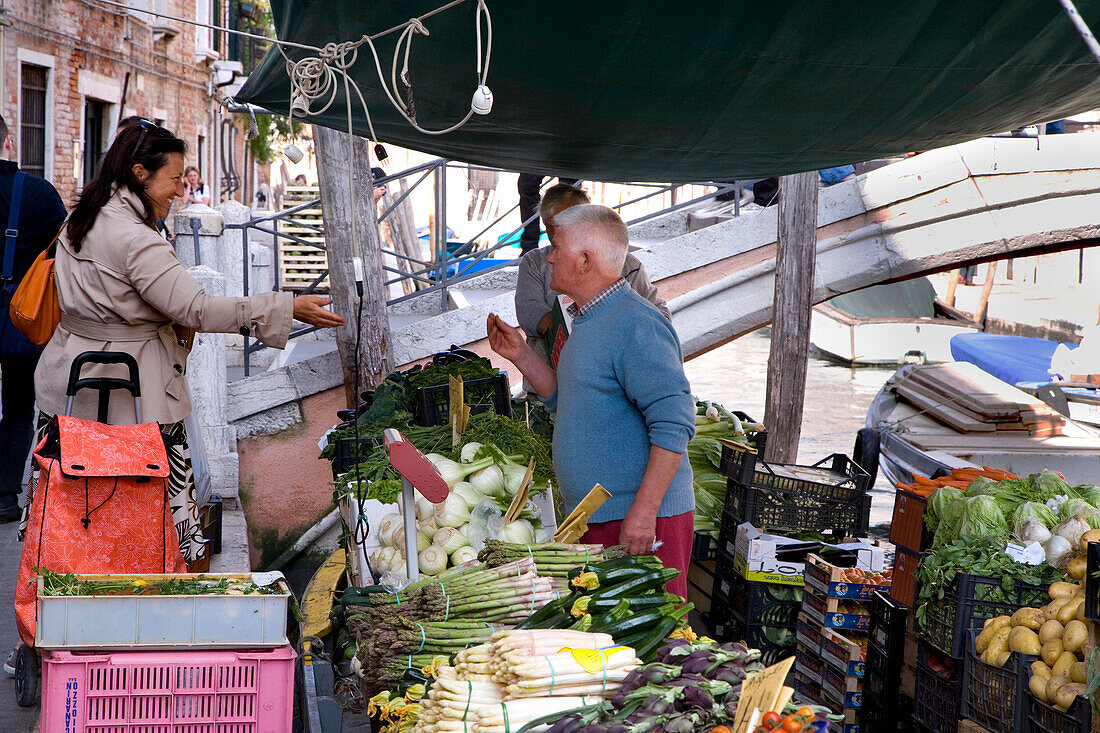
[[488, 629, 615, 655], [471, 696, 599, 733], [493, 646, 640, 686]]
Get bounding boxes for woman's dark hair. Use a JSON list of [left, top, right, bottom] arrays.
[[67, 119, 186, 251]]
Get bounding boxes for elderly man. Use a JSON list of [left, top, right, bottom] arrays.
[[515, 184, 669, 369], [488, 205, 694, 595]]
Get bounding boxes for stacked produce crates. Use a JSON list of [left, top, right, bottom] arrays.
[[707, 444, 875, 675], [859, 591, 910, 730], [792, 554, 891, 733], [33, 573, 296, 733]]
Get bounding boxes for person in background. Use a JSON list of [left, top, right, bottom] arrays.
[[182, 166, 210, 206], [0, 115, 67, 523], [293, 173, 308, 185], [515, 184, 669, 373], [488, 205, 695, 596], [33, 119, 344, 563], [517, 174, 579, 254]]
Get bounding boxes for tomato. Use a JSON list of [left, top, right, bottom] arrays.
[[796, 707, 815, 720], [781, 716, 803, 733], [761, 712, 782, 729], [712, 727, 732, 733], [753, 728, 768, 733]]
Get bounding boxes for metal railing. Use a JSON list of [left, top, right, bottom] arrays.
[[228, 157, 749, 375]]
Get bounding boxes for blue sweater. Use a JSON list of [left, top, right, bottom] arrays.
[[546, 287, 695, 524]]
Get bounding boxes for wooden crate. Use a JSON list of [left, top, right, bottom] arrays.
[[277, 185, 329, 292]]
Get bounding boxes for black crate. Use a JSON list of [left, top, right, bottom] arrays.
[[922, 572, 1050, 659], [1026, 692, 1091, 733], [331, 435, 383, 477], [719, 449, 870, 500], [1084, 541, 1100, 623], [709, 609, 797, 667], [199, 494, 223, 556], [711, 563, 804, 629], [692, 532, 717, 562], [912, 640, 962, 733], [721, 481, 871, 539], [870, 589, 909, 660], [861, 640, 902, 731], [414, 373, 512, 427], [961, 630, 1036, 733]]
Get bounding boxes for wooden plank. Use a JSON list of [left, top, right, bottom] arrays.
[[905, 433, 1100, 452], [906, 362, 1052, 417], [301, 548, 346, 639], [894, 384, 997, 432], [894, 376, 1005, 424]]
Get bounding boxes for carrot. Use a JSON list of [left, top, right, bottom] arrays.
[[913, 475, 938, 487]]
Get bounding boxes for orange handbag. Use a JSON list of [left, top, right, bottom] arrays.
[[9, 229, 61, 346]]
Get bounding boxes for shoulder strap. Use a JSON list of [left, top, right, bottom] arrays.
[[3, 171, 26, 281]]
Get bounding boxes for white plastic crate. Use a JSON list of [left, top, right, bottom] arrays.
[[36, 573, 291, 650]]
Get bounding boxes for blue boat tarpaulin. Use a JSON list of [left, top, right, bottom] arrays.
[[950, 333, 1077, 386]]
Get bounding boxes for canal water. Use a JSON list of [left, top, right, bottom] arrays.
[[683, 329, 896, 527]]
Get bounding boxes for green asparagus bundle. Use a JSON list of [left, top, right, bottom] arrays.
[[477, 541, 623, 578]]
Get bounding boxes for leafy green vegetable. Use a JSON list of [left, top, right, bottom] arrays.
[[1031, 469, 1072, 500], [915, 538, 1065, 631], [1072, 484, 1100, 506], [952, 495, 1008, 542], [1012, 501, 1057, 528], [932, 495, 968, 547], [926, 486, 964, 533], [1060, 497, 1098, 521], [405, 357, 499, 390]]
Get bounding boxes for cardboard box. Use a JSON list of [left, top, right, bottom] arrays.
[[803, 586, 872, 631], [731, 523, 885, 586]]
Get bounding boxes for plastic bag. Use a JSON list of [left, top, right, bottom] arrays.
[[183, 410, 212, 507], [466, 498, 502, 551]]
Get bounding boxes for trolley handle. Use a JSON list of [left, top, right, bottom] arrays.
[[65, 351, 143, 423]]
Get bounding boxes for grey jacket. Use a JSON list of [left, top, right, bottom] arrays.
[[515, 246, 670, 363]]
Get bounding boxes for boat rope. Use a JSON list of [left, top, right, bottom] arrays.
[[1057, 0, 1100, 68]]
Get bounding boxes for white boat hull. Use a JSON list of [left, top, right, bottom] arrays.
[[811, 306, 979, 366]]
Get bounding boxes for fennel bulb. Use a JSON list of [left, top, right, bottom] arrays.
[[418, 546, 449, 575], [378, 513, 403, 548], [451, 546, 478, 565], [433, 526, 469, 554], [469, 465, 506, 498], [416, 529, 433, 551], [426, 452, 498, 489], [450, 481, 484, 511], [498, 518, 536, 544], [459, 442, 483, 463], [434, 493, 471, 528]]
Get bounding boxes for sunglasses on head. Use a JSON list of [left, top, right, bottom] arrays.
[[133, 119, 172, 159]]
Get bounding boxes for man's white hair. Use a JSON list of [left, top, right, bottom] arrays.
[[551, 204, 628, 276]]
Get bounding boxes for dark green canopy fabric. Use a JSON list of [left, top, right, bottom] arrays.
[[238, 1, 1100, 182]]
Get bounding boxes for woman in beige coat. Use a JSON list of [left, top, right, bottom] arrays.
[[33, 119, 344, 563]]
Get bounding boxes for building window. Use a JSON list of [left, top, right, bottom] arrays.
[[83, 100, 108, 184], [20, 65, 47, 178]]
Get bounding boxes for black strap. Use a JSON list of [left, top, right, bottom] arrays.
[[3, 171, 25, 281]]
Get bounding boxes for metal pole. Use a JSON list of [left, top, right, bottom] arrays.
[[243, 221, 251, 377], [434, 162, 448, 312]]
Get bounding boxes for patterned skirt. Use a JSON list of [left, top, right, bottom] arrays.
[[20, 414, 207, 564]]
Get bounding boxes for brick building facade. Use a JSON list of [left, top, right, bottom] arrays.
[[0, 0, 256, 208]]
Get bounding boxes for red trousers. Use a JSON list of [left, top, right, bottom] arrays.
[[581, 510, 693, 598]]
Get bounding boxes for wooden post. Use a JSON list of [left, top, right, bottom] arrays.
[[974, 260, 998, 327], [764, 172, 819, 464], [313, 126, 395, 408], [383, 179, 422, 293], [944, 268, 960, 307]]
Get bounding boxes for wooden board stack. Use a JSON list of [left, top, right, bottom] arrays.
[[888, 362, 1064, 437]]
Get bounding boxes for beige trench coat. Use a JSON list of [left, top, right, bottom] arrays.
[[35, 186, 294, 425]]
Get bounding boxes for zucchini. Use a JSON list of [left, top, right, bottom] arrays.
[[589, 567, 680, 602], [570, 564, 658, 593], [580, 593, 677, 616], [591, 601, 692, 639], [515, 594, 571, 629], [565, 556, 662, 584], [633, 615, 682, 661]]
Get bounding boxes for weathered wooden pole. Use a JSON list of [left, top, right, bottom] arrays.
[[313, 126, 395, 408], [764, 172, 819, 464]]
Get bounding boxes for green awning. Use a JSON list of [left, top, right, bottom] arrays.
[[238, 0, 1100, 182]]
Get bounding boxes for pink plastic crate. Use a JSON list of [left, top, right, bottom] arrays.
[[41, 646, 295, 733]]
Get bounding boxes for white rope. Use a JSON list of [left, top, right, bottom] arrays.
[[1058, 0, 1100, 67]]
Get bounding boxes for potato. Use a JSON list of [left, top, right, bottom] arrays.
[[1062, 619, 1088, 654], [1077, 600, 1087, 622], [1070, 661, 1087, 684], [995, 651, 1011, 667], [1032, 660, 1053, 678], [1079, 527, 1100, 550], [1031, 671, 1051, 702], [1012, 607, 1045, 630], [1046, 675, 1070, 705], [987, 615, 1013, 633], [1049, 581, 1079, 599], [1008, 626, 1042, 655], [1042, 639, 1065, 667], [1058, 597, 1085, 625], [977, 623, 999, 654], [987, 626, 1012, 658], [1052, 651, 1078, 680], [1055, 682, 1087, 712], [1067, 554, 1088, 580], [1039, 619, 1065, 645]]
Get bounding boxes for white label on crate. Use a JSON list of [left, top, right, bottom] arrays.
[[251, 571, 287, 587], [1004, 541, 1044, 566], [318, 427, 336, 452]]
